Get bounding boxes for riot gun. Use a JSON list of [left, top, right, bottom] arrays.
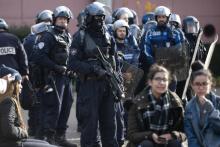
[[96, 46, 125, 101]]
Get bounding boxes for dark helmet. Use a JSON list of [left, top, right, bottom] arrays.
[[0, 18, 9, 30], [76, 10, 87, 28], [182, 16, 200, 34], [36, 10, 53, 24], [53, 6, 73, 22], [129, 9, 138, 25], [92, 2, 112, 24], [84, 3, 105, 25], [142, 12, 155, 25]]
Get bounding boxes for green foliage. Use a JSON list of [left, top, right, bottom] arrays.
[[8, 25, 30, 41]]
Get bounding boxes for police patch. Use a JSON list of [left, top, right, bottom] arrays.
[[38, 42, 45, 49]]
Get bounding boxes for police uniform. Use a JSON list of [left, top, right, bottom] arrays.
[[69, 27, 118, 147], [0, 31, 28, 76], [115, 32, 140, 146], [144, 24, 188, 94], [34, 25, 73, 142], [116, 35, 140, 66]]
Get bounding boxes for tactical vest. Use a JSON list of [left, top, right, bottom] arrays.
[[48, 27, 72, 66], [80, 30, 112, 59]]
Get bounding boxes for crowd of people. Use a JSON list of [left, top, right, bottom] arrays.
[[0, 1, 220, 147]]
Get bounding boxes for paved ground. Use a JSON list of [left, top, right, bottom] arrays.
[[23, 96, 81, 146], [23, 87, 220, 147]]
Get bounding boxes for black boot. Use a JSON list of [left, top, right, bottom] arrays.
[[55, 133, 77, 147]]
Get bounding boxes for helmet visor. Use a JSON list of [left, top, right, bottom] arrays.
[[185, 22, 199, 34]]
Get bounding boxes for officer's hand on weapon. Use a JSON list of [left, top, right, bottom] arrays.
[[54, 65, 67, 75]]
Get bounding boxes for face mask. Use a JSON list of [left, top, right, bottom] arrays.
[[90, 15, 105, 29]]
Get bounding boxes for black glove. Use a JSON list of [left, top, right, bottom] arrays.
[[93, 65, 108, 79], [54, 65, 67, 74]]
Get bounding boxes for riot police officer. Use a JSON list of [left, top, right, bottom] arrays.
[[23, 9, 53, 138], [169, 13, 186, 42], [69, 3, 120, 147], [183, 16, 207, 62], [113, 19, 139, 66], [113, 19, 140, 145], [23, 10, 53, 60], [144, 6, 188, 93], [34, 6, 76, 147], [0, 18, 29, 80], [169, 13, 190, 97]]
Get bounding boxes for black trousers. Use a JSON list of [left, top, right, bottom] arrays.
[[41, 75, 73, 135]]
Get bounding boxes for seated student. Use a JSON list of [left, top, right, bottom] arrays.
[[184, 69, 220, 147], [127, 64, 186, 147], [0, 65, 57, 147]]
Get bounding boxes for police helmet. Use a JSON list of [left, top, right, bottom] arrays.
[[76, 10, 87, 28], [84, 3, 105, 25], [142, 12, 155, 25], [154, 6, 171, 17], [129, 9, 138, 25], [169, 13, 181, 27], [113, 19, 129, 31], [183, 16, 200, 34], [36, 10, 53, 24], [114, 7, 133, 22], [0, 18, 9, 30], [53, 6, 73, 22]]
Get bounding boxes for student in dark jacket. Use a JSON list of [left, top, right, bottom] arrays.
[[127, 64, 186, 147], [0, 65, 57, 147]]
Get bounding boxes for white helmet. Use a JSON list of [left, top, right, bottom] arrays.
[[169, 13, 181, 26], [154, 6, 171, 17], [113, 19, 129, 31]]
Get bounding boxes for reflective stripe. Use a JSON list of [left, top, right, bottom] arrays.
[[0, 47, 16, 55], [124, 54, 133, 60]]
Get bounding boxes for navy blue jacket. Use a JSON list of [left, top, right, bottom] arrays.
[[0, 31, 28, 76]]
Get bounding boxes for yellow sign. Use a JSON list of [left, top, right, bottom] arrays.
[[145, 1, 156, 12]]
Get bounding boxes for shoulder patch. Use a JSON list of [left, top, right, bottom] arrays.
[[37, 42, 45, 49]]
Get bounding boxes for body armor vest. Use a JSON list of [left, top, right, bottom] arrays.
[[48, 27, 72, 66]]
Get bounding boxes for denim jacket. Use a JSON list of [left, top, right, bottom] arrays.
[[184, 92, 220, 147]]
